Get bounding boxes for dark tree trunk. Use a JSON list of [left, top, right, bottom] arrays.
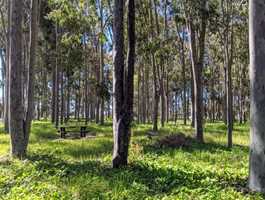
[[160, 68, 165, 127], [112, 0, 135, 168], [151, 54, 159, 132], [181, 39, 187, 125], [60, 70, 64, 124], [9, 0, 26, 158], [137, 64, 141, 123], [66, 74, 70, 122], [190, 66, 195, 127], [112, 0, 125, 167]]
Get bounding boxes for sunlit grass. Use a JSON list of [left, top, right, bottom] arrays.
[[0, 120, 263, 200]]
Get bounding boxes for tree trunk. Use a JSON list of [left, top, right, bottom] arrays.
[[4, 0, 11, 133], [226, 57, 233, 148], [249, 0, 265, 193], [99, 0, 105, 125], [51, 60, 56, 123], [60, 70, 64, 124], [190, 65, 195, 127], [55, 25, 59, 128], [181, 39, 187, 125], [112, 0, 125, 167], [112, 0, 135, 168], [9, 0, 26, 158], [160, 67, 165, 127], [0, 50, 5, 119], [187, 0, 207, 142], [151, 54, 159, 132], [24, 0, 38, 138]]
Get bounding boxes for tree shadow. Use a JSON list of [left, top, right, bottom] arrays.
[[43, 138, 113, 159], [63, 139, 113, 159], [142, 136, 249, 156], [30, 122, 60, 141], [26, 153, 258, 198]]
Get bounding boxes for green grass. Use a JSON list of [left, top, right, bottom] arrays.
[[0, 120, 264, 199]]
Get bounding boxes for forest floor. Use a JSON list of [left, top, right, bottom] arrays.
[[0, 120, 264, 200]]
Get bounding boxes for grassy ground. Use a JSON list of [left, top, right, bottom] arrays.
[[0, 120, 263, 200]]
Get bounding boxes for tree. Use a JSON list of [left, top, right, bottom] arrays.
[[220, 0, 234, 148], [9, 0, 25, 157], [9, 0, 38, 158], [249, 0, 265, 193], [2, 0, 10, 133], [186, 0, 208, 142], [25, 0, 38, 140], [112, 0, 135, 168], [99, 0, 105, 125]]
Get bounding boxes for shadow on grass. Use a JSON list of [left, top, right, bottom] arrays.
[[63, 139, 113, 159], [26, 152, 254, 198], [0, 140, 9, 145], [142, 136, 249, 156], [41, 138, 113, 159], [31, 121, 113, 141], [31, 122, 60, 141], [0, 126, 7, 134]]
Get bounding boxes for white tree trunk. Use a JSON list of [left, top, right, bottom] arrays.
[[249, 0, 265, 192]]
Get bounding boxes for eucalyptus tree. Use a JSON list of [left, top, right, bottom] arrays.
[[218, 0, 235, 148], [112, 0, 135, 168], [249, 0, 265, 193], [185, 0, 208, 142], [9, 0, 24, 157], [0, 0, 9, 132], [8, 0, 39, 158], [24, 0, 39, 143]]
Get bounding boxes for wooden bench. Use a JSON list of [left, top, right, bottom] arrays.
[[59, 126, 89, 138]]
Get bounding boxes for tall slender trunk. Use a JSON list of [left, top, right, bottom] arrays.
[[55, 25, 59, 128], [187, 0, 207, 142], [100, 0, 105, 125], [226, 56, 233, 148], [0, 50, 5, 119], [151, 54, 159, 132], [9, 0, 25, 158], [137, 64, 141, 123], [84, 52, 89, 124], [112, 0, 135, 168], [181, 39, 187, 125], [190, 65, 195, 127], [66, 73, 70, 122], [4, 0, 11, 133], [149, 0, 159, 131], [51, 61, 56, 122], [145, 63, 150, 123], [142, 65, 147, 123], [24, 0, 38, 138], [60, 70, 64, 124], [112, 0, 125, 167], [249, 0, 265, 192], [160, 66, 165, 127]]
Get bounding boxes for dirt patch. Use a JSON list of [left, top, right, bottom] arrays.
[[0, 155, 11, 165], [156, 133, 193, 148]]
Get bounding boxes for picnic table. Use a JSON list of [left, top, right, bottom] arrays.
[[58, 126, 89, 138]]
